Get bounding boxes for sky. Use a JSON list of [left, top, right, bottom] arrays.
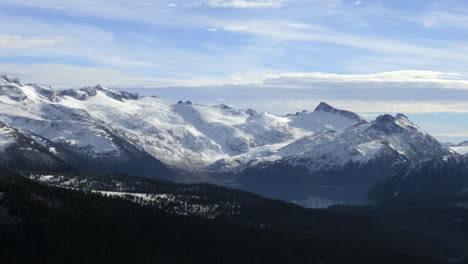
[[1, 0, 468, 143]]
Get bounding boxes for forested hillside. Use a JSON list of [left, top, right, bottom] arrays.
[[0, 169, 448, 264]]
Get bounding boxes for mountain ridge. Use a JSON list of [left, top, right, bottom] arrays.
[[0, 76, 452, 203]]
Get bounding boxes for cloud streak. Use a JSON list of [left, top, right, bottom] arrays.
[[205, 0, 284, 8], [417, 11, 468, 29], [4, 62, 467, 114], [219, 20, 468, 63], [0, 35, 65, 49]]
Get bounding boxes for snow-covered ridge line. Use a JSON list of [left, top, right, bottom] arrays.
[[0, 76, 451, 176], [314, 102, 367, 123]]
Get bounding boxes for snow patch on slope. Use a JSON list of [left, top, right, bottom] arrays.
[[0, 125, 16, 150]]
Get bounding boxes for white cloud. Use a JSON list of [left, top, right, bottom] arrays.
[[0, 63, 255, 89], [0, 16, 203, 70], [205, 0, 284, 8], [219, 20, 468, 63], [249, 100, 468, 115], [2, 63, 467, 91], [0, 35, 65, 49], [3, 64, 468, 113], [2, 0, 467, 71], [2, 0, 467, 141], [416, 11, 468, 29], [262, 71, 468, 89]]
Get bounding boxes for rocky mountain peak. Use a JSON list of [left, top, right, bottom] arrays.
[[314, 102, 336, 112], [58, 85, 140, 101], [0, 75, 21, 85], [245, 108, 257, 116], [395, 113, 409, 120], [370, 114, 403, 134], [314, 102, 366, 123]]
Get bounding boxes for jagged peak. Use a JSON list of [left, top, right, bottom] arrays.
[[0, 75, 54, 94], [60, 84, 110, 94], [375, 113, 411, 123], [177, 100, 193, 105], [369, 114, 404, 135], [285, 110, 308, 117], [395, 113, 409, 120], [314, 102, 336, 112], [0, 75, 21, 85], [78, 84, 106, 93], [58, 86, 98, 100], [245, 108, 257, 116], [370, 113, 425, 135], [59, 85, 140, 101], [0, 76, 26, 101], [374, 114, 395, 123], [313, 102, 366, 123], [0, 76, 57, 102], [216, 103, 232, 109], [246, 111, 276, 122], [94, 84, 105, 90]]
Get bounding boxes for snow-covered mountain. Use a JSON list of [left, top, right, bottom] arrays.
[[0, 120, 69, 172], [0, 75, 375, 172], [0, 76, 453, 203], [236, 112, 452, 203]]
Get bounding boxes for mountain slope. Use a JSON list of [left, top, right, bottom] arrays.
[[0, 121, 70, 172], [0, 76, 369, 173], [0, 76, 174, 179], [0, 76, 452, 203], [235, 113, 451, 203], [369, 155, 468, 205]]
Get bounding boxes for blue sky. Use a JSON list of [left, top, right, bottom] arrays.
[[1, 0, 468, 142]]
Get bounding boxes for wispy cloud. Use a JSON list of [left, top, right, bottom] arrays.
[[205, 0, 284, 8], [262, 71, 468, 89], [354, 1, 363, 6], [417, 11, 468, 29], [4, 63, 468, 114], [0, 35, 65, 49], [218, 20, 468, 63], [0, 63, 263, 89]]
